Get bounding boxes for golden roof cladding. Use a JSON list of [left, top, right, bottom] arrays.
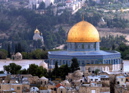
[[34, 28, 40, 34], [66, 21, 100, 42]]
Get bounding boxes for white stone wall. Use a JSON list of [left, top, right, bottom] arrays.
[[28, 0, 54, 9], [116, 76, 126, 86], [87, 76, 101, 82]]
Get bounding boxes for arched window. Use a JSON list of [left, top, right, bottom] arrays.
[[90, 44, 93, 49], [61, 90, 63, 93], [63, 60, 65, 64], [58, 60, 61, 65], [78, 44, 81, 49], [94, 43, 96, 49], [109, 60, 111, 64], [87, 60, 89, 64], [53, 61, 55, 65], [82, 44, 84, 49], [85, 44, 88, 49], [82, 62, 84, 66], [75, 43, 77, 49], [88, 44, 90, 49], [70, 43, 72, 49], [91, 60, 94, 64]]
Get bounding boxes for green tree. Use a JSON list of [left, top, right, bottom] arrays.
[[58, 64, 70, 79], [21, 49, 48, 59], [52, 61, 59, 78], [27, 64, 39, 76], [4, 63, 21, 74], [94, 69, 100, 75], [17, 43, 23, 52], [7, 44, 11, 58], [65, 64, 70, 75], [38, 2, 45, 9], [27, 64, 47, 77], [15, 44, 18, 53], [33, 40, 42, 49], [31, 49, 47, 59], [20, 69, 28, 74], [0, 20, 11, 31], [21, 52, 28, 59], [0, 49, 8, 59], [70, 58, 79, 72], [48, 70, 52, 79], [0, 71, 4, 74], [36, 66, 47, 77], [117, 43, 129, 59]]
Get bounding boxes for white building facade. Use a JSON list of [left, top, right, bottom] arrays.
[[28, 0, 55, 9]]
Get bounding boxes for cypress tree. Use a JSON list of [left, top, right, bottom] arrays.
[[7, 44, 11, 58], [52, 61, 59, 78], [15, 44, 18, 53], [18, 43, 22, 52], [70, 58, 79, 72]]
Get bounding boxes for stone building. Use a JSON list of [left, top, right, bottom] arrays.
[[12, 52, 22, 60], [28, 0, 54, 9], [48, 20, 122, 73], [33, 28, 44, 44], [40, 61, 48, 70]]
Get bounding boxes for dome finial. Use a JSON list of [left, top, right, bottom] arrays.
[[34, 28, 40, 34], [82, 14, 84, 21]]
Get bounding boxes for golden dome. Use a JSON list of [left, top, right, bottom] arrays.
[[34, 28, 40, 34], [67, 21, 100, 42]]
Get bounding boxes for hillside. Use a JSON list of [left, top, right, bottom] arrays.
[[0, 1, 129, 52], [0, 4, 66, 50]]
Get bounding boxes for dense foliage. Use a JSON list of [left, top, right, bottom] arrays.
[[4, 63, 47, 77], [27, 64, 47, 77], [38, 2, 45, 9], [0, 3, 128, 50], [52, 62, 70, 80], [0, 49, 8, 59], [4, 63, 21, 74], [70, 58, 79, 72], [1, 35, 129, 60], [100, 35, 127, 49], [0, 2, 129, 60], [50, 58, 79, 80], [106, 18, 128, 28], [0, 6, 66, 50], [117, 43, 129, 59], [21, 49, 48, 59], [87, 0, 129, 5], [100, 35, 129, 59], [3, 61, 71, 79]]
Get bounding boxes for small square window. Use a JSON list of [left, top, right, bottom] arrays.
[[121, 78, 123, 81], [17, 87, 20, 90], [95, 79, 98, 81]]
